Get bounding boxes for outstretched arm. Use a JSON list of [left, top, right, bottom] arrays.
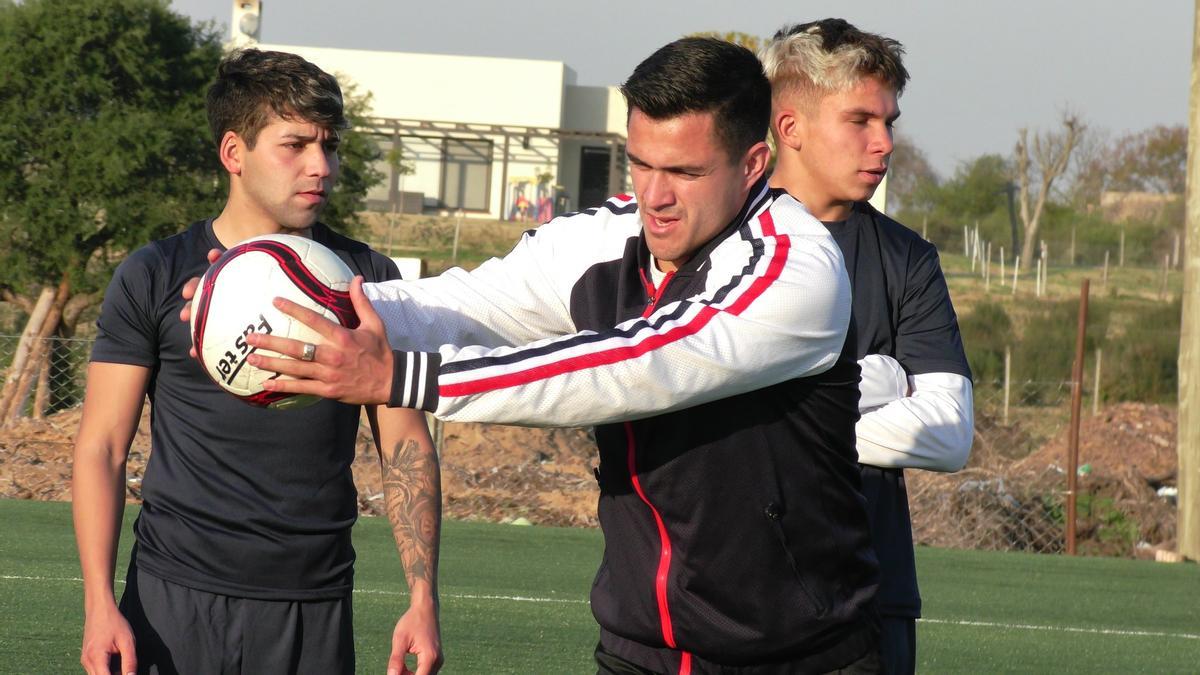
[[73, 362, 150, 675], [367, 405, 443, 675], [246, 197, 852, 428]]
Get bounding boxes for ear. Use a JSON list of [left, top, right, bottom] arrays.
[[218, 130, 244, 176], [772, 106, 805, 151], [741, 140, 772, 189]]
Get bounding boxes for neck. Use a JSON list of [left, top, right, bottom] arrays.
[[211, 187, 310, 248], [769, 153, 853, 222]]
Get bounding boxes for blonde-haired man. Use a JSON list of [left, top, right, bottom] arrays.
[[762, 19, 974, 674]]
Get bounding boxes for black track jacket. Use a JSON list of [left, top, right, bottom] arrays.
[[368, 182, 880, 673]]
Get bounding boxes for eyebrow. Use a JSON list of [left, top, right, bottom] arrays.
[[626, 150, 708, 174], [843, 107, 902, 124], [278, 131, 340, 143]]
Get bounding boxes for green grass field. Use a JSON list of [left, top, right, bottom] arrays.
[[1, 500, 1197, 674]]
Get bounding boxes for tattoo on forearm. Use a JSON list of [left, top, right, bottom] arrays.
[[384, 439, 441, 591]]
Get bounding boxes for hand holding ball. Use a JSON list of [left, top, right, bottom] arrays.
[[189, 234, 358, 409]]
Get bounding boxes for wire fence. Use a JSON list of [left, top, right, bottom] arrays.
[[0, 334, 1179, 558], [0, 334, 92, 421], [910, 377, 1177, 557]]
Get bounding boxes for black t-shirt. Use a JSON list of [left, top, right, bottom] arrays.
[[823, 202, 971, 618], [92, 219, 401, 600]]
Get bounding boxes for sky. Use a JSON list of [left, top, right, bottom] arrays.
[[172, 0, 1192, 178]]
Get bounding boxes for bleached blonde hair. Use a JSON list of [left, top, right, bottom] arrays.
[[760, 19, 908, 111]]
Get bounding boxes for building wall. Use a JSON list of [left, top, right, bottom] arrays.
[[262, 43, 569, 127], [260, 43, 576, 219], [558, 85, 628, 209]]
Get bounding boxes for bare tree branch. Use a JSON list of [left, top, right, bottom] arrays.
[[1017, 114, 1084, 267]]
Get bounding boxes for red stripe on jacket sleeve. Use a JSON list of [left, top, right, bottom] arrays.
[[439, 209, 790, 400]]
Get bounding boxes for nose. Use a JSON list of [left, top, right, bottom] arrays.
[[640, 171, 675, 211], [873, 123, 895, 157], [305, 144, 333, 178]]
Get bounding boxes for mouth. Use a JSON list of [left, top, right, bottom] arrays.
[[297, 190, 327, 205], [859, 167, 887, 185], [644, 213, 680, 236]]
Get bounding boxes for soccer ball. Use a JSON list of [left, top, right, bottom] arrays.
[[190, 233, 358, 409]]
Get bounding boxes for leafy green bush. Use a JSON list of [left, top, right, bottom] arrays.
[[959, 301, 1013, 386], [1013, 300, 1110, 404], [1100, 299, 1180, 403]]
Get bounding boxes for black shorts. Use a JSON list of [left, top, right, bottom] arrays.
[[119, 564, 354, 674], [594, 640, 882, 675]]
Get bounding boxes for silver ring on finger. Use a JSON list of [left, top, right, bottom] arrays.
[[300, 342, 317, 362]]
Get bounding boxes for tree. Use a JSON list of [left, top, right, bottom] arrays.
[[936, 154, 1011, 219], [1015, 114, 1085, 267], [886, 133, 940, 215], [1071, 125, 1186, 208], [0, 0, 224, 419], [0, 0, 385, 420]]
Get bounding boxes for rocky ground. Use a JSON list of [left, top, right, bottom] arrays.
[[0, 406, 600, 526], [1, 402, 1179, 558]]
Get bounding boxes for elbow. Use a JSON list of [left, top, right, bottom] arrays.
[[941, 433, 973, 472], [935, 407, 975, 472]]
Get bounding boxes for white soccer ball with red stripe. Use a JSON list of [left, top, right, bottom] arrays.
[[189, 233, 358, 409]]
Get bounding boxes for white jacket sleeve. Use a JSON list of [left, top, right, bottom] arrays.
[[365, 192, 852, 427], [858, 354, 909, 410], [855, 371, 974, 472]]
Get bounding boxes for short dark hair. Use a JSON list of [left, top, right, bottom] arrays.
[[205, 49, 347, 149], [620, 37, 770, 160]]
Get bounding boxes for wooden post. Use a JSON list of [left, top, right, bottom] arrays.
[[1177, 0, 1200, 562], [32, 355, 50, 420], [3, 279, 69, 423], [1102, 250, 1110, 288], [963, 225, 969, 257], [1175, 231, 1182, 269], [0, 287, 55, 417], [1043, 251, 1050, 297], [499, 134, 511, 220], [452, 208, 463, 267], [1070, 226, 1077, 266], [1000, 246, 1006, 286], [1012, 255, 1020, 296], [1003, 345, 1011, 426], [1066, 279, 1091, 556], [1093, 347, 1103, 416], [1119, 228, 1126, 267], [1035, 258, 1042, 297], [922, 215, 928, 241], [1162, 254, 1171, 301], [985, 242, 991, 291]]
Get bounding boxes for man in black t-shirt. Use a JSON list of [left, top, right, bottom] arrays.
[[762, 19, 975, 674], [72, 50, 443, 675]]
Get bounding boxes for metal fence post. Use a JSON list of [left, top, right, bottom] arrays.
[[1066, 279, 1091, 555]]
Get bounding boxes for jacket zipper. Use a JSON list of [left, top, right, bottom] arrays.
[[626, 271, 692, 674]]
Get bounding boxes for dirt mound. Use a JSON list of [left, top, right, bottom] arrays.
[[1014, 402, 1176, 485], [909, 402, 1177, 557], [0, 407, 600, 527]]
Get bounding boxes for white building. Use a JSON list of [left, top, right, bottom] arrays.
[[227, 1, 884, 219], [231, 1, 627, 221]]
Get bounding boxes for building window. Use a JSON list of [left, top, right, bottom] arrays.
[[440, 138, 492, 211]]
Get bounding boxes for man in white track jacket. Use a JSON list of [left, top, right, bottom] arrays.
[[240, 38, 883, 673]]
